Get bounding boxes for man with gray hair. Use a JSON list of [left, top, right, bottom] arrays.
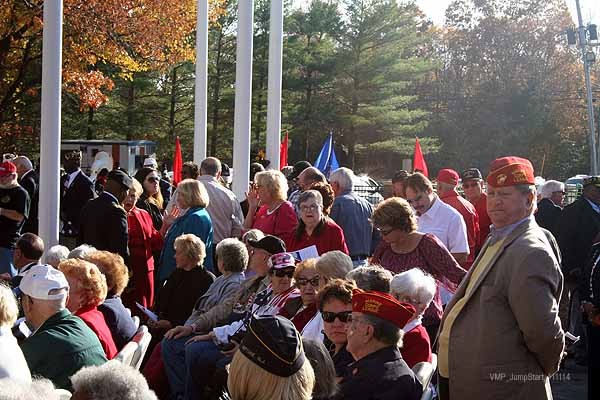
[[346, 264, 393, 293], [535, 179, 564, 235], [13, 156, 39, 234], [19, 264, 107, 390], [71, 360, 158, 400], [329, 167, 375, 267], [199, 157, 244, 246]]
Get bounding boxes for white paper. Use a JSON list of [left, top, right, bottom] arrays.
[[136, 302, 158, 322], [291, 245, 320, 261]]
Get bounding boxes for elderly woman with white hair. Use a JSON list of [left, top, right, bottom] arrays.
[[0, 283, 31, 382], [43, 245, 70, 268], [535, 179, 565, 234], [390, 268, 435, 368]]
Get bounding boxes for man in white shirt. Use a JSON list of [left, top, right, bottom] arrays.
[[405, 172, 469, 264], [199, 157, 244, 245]]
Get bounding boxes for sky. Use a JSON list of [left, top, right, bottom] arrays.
[[416, 0, 600, 26]]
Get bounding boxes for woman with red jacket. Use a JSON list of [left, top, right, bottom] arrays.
[[123, 178, 164, 310]]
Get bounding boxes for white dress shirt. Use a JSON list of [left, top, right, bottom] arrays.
[[417, 195, 469, 254], [198, 175, 244, 243]]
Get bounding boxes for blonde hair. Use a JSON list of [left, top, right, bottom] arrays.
[[255, 170, 288, 201], [84, 251, 129, 296], [227, 351, 315, 400], [0, 283, 19, 327], [315, 251, 353, 280], [371, 197, 417, 233], [174, 233, 206, 267], [293, 258, 318, 281], [59, 258, 108, 307], [177, 179, 209, 208], [130, 178, 143, 198]]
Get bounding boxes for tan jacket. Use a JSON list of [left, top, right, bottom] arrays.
[[188, 275, 270, 334], [439, 218, 564, 399]]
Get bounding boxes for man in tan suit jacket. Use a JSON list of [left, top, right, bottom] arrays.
[[437, 156, 564, 400]]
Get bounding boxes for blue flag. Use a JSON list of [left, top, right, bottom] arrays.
[[314, 132, 339, 177]]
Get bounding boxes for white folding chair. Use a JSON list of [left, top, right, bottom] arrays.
[[416, 354, 437, 400], [114, 341, 138, 367], [54, 389, 72, 400], [131, 325, 152, 370]]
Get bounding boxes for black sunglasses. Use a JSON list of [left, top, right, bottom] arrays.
[[272, 269, 294, 278], [322, 311, 352, 323], [296, 277, 320, 287]]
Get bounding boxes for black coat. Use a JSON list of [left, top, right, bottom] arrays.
[[78, 192, 129, 264], [555, 197, 600, 277], [60, 171, 96, 236], [337, 346, 422, 400], [535, 198, 561, 237], [19, 170, 39, 234]]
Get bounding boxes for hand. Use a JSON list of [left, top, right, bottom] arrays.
[[221, 340, 240, 357], [164, 325, 193, 340], [185, 333, 212, 345], [163, 207, 179, 227], [148, 319, 172, 330], [246, 184, 260, 210]]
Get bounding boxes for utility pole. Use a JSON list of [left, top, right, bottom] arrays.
[[575, 0, 598, 174]]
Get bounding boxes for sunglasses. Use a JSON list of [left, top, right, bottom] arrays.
[[322, 311, 352, 323], [147, 176, 160, 183], [296, 277, 320, 287], [376, 226, 396, 236], [406, 193, 424, 205], [272, 269, 294, 278]]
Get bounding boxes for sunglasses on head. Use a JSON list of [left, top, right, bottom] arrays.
[[296, 276, 320, 287], [272, 269, 294, 278], [322, 311, 352, 323]]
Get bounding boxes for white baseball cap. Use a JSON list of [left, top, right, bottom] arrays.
[[143, 157, 158, 168], [19, 264, 69, 300]]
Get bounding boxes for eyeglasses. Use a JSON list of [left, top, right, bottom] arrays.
[[376, 226, 396, 236], [300, 204, 320, 213], [272, 269, 295, 278], [406, 193, 424, 205], [146, 176, 160, 183], [321, 311, 352, 323], [296, 276, 320, 287]]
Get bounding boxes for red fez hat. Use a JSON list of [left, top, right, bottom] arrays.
[[352, 289, 415, 329], [437, 169, 459, 186], [0, 161, 17, 177], [486, 156, 535, 187]]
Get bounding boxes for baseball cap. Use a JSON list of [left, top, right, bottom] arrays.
[[288, 161, 311, 180], [461, 168, 482, 181], [108, 169, 133, 189], [247, 235, 286, 255], [437, 169, 459, 186], [0, 161, 17, 177], [583, 176, 600, 187], [19, 264, 69, 300], [267, 252, 296, 270], [240, 315, 305, 377], [143, 158, 158, 168]]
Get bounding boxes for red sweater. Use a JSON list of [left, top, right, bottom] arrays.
[[76, 305, 118, 359], [401, 323, 432, 368], [288, 218, 349, 255], [252, 201, 298, 246], [440, 190, 480, 269], [473, 193, 491, 250]]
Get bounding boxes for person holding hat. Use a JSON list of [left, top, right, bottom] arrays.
[[19, 264, 107, 390], [160, 235, 286, 397], [339, 289, 422, 400], [78, 169, 132, 264], [228, 315, 315, 400], [438, 156, 564, 400], [0, 160, 30, 277], [174, 252, 300, 399], [60, 150, 95, 248], [461, 167, 492, 245], [437, 168, 480, 268]]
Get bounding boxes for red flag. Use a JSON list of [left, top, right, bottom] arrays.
[[413, 137, 429, 177], [172, 136, 183, 186], [280, 131, 289, 169]]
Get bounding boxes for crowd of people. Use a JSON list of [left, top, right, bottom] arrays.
[[1, 150, 597, 400]]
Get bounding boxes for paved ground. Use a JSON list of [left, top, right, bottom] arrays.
[[551, 358, 586, 400]]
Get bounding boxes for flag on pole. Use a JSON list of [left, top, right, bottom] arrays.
[[314, 132, 339, 177], [413, 137, 428, 177], [173, 136, 183, 186], [280, 131, 289, 169]]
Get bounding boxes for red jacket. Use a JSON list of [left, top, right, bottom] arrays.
[[288, 217, 349, 255], [472, 193, 491, 249], [440, 190, 480, 269], [401, 323, 432, 368], [76, 305, 118, 359]]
